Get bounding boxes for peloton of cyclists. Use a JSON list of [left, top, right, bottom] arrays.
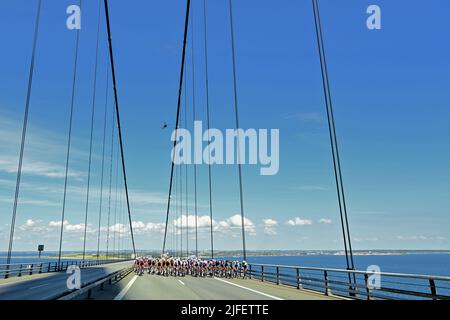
[[133, 256, 246, 279]]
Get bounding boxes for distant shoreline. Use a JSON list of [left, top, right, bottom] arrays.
[[2, 250, 450, 259]]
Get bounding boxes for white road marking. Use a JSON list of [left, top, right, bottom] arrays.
[[114, 275, 138, 300], [28, 283, 50, 290], [214, 277, 283, 300], [178, 280, 185, 286]]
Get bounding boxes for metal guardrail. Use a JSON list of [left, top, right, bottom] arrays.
[[247, 263, 450, 300], [0, 259, 129, 279], [58, 267, 133, 300]]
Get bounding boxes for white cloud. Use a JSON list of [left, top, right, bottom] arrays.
[[131, 221, 166, 235], [171, 214, 256, 236], [318, 218, 332, 224], [264, 228, 277, 236], [263, 219, 278, 227], [24, 219, 35, 227], [173, 215, 213, 229], [263, 219, 278, 236], [49, 220, 67, 227], [219, 215, 256, 234], [106, 223, 129, 234], [287, 217, 313, 226], [65, 223, 86, 232], [47, 220, 95, 234], [19, 219, 41, 231]]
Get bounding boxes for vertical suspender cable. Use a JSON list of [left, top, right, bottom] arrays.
[[180, 149, 183, 258], [228, 0, 247, 261], [191, 6, 199, 258], [202, 0, 215, 260], [174, 169, 178, 256], [162, 0, 191, 256], [58, 0, 82, 269], [184, 63, 189, 257], [6, 0, 42, 269], [96, 63, 110, 260], [117, 183, 123, 258], [113, 137, 120, 258], [106, 111, 115, 257], [82, 0, 102, 261], [311, 0, 355, 278], [104, 0, 137, 257]]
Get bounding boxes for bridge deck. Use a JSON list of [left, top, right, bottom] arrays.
[[91, 273, 340, 300], [0, 261, 132, 300]]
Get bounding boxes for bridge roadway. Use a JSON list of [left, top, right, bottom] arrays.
[[87, 272, 340, 300], [0, 261, 132, 300]]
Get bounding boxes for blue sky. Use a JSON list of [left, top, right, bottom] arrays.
[[1, 0, 450, 252]]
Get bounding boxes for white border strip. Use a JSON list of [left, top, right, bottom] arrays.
[[214, 277, 283, 300], [114, 275, 138, 300]]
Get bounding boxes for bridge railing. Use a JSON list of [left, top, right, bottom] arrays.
[[247, 263, 450, 300], [0, 259, 129, 279]]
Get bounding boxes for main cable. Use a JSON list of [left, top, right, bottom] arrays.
[[104, 0, 137, 257]]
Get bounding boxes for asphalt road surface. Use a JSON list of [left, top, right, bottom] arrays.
[[0, 261, 132, 300], [91, 272, 339, 300]]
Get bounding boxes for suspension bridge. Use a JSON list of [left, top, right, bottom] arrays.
[[1, 0, 450, 301]]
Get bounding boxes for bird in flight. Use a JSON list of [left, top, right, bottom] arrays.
[[162, 122, 168, 129]]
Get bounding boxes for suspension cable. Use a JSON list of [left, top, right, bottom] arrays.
[[311, 0, 355, 273], [82, 0, 102, 261], [113, 148, 122, 258], [96, 63, 110, 260], [6, 0, 42, 268], [117, 182, 123, 258], [228, 0, 247, 261], [162, 0, 191, 256], [104, 0, 137, 257], [203, 0, 215, 260], [175, 165, 178, 257], [184, 61, 189, 257], [113, 136, 120, 258], [106, 109, 115, 258], [191, 5, 199, 258], [180, 149, 183, 258], [57, 0, 82, 268]]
